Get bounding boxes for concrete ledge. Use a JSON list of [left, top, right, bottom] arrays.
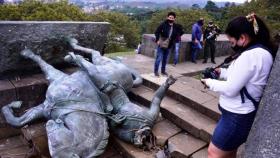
[[140, 34, 233, 63], [0, 21, 110, 76]]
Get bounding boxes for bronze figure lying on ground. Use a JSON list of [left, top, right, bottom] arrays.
[[65, 39, 176, 148], [2, 39, 176, 157], [2, 50, 109, 158]]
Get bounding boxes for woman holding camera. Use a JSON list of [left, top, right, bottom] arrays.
[[201, 13, 276, 158]]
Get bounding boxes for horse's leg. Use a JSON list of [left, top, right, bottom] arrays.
[[129, 68, 143, 88], [20, 49, 67, 83], [65, 53, 109, 89], [1, 101, 45, 127], [66, 37, 101, 62]]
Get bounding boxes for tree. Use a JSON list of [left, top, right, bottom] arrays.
[[146, 9, 212, 34], [192, 4, 200, 10], [89, 11, 141, 53], [204, 1, 219, 12]]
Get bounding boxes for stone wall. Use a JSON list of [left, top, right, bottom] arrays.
[[0, 21, 110, 77], [243, 45, 280, 158], [140, 34, 233, 63]]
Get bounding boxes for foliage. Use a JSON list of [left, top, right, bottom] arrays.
[[88, 11, 141, 53], [0, 0, 141, 53], [146, 9, 212, 34], [0, 0, 87, 20], [0, 0, 279, 52]]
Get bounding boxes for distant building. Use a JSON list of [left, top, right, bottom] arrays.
[[0, 0, 4, 4]]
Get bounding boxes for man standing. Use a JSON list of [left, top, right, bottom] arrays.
[[191, 18, 204, 64], [154, 12, 178, 77], [203, 21, 221, 64]]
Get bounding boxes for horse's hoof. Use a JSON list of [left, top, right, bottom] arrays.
[[20, 49, 34, 58], [8, 101, 23, 109]]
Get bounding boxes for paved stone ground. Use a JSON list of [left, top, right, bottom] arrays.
[[121, 54, 227, 77]]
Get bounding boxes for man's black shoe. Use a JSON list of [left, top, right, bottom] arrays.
[[161, 72, 168, 76], [202, 60, 207, 64], [211, 60, 216, 64], [191, 60, 197, 64], [154, 72, 159, 77]]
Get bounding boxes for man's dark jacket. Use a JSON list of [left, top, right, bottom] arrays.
[[154, 20, 181, 49]]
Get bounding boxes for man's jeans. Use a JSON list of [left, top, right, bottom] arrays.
[[154, 46, 170, 74], [174, 42, 180, 65], [191, 42, 202, 62]]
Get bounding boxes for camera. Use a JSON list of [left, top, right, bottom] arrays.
[[201, 67, 219, 79]]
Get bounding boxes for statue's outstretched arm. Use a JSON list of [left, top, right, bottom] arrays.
[[1, 101, 45, 127], [148, 76, 176, 122]]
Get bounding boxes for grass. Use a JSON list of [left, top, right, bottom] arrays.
[[105, 50, 135, 58]]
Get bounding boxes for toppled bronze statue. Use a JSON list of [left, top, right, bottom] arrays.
[[2, 38, 176, 157], [65, 38, 176, 148], [2, 49, 109, 158]]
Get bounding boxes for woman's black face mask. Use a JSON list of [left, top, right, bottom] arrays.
[[231, 38, 245, 53], [231, 45, 244, 52]]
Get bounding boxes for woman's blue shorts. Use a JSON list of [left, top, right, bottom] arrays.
[[211, 105, 256, 151]]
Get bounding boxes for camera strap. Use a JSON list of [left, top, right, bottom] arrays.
[[240, 87, 259, 110]]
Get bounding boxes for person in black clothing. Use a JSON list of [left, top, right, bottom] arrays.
[[202, 21, 221, 64], [154, 11, 179, 77]]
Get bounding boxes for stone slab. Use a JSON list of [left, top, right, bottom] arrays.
[[112, 137, 155, 158], [168, 132, 207, 158], [0, 136, 37, 158], [21, 122, 50, 158], [141, 34, 233, 63], [161, 103, 216, 142], [244, 45, 280, 158], [201, 98, 221, 121], [11, 74, 48, 109], [191, 147, 208, 158], [0, 21, 110, 76], [0, 79, 16, 107], [152, 120, 181, 146], [141, 74, 221, 120]]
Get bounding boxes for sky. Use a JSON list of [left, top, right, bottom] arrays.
[[213, 0, 249, 3]]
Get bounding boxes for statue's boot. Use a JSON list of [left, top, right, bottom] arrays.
[[148, 75, 177, 122], [20, 49, 67, 83]]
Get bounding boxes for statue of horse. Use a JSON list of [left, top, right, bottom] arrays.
[[66, 51, 176, 149], [2, 49, 109, 158], [64, 37, 143, 93]]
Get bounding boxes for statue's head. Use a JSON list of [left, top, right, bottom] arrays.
[[133, 126, 155, 149]]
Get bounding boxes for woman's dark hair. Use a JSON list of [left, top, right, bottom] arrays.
[[225, 16, 276, 58], [167, 12, 176, 18]]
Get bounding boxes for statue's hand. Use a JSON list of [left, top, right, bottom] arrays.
[[8, 101, 23, 109], [166, 75, 176, 86]]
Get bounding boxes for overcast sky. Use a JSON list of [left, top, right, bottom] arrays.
[[213, 0, 249, 3]]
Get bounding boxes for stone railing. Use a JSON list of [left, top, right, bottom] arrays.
[[140, 34, 233, 62]]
